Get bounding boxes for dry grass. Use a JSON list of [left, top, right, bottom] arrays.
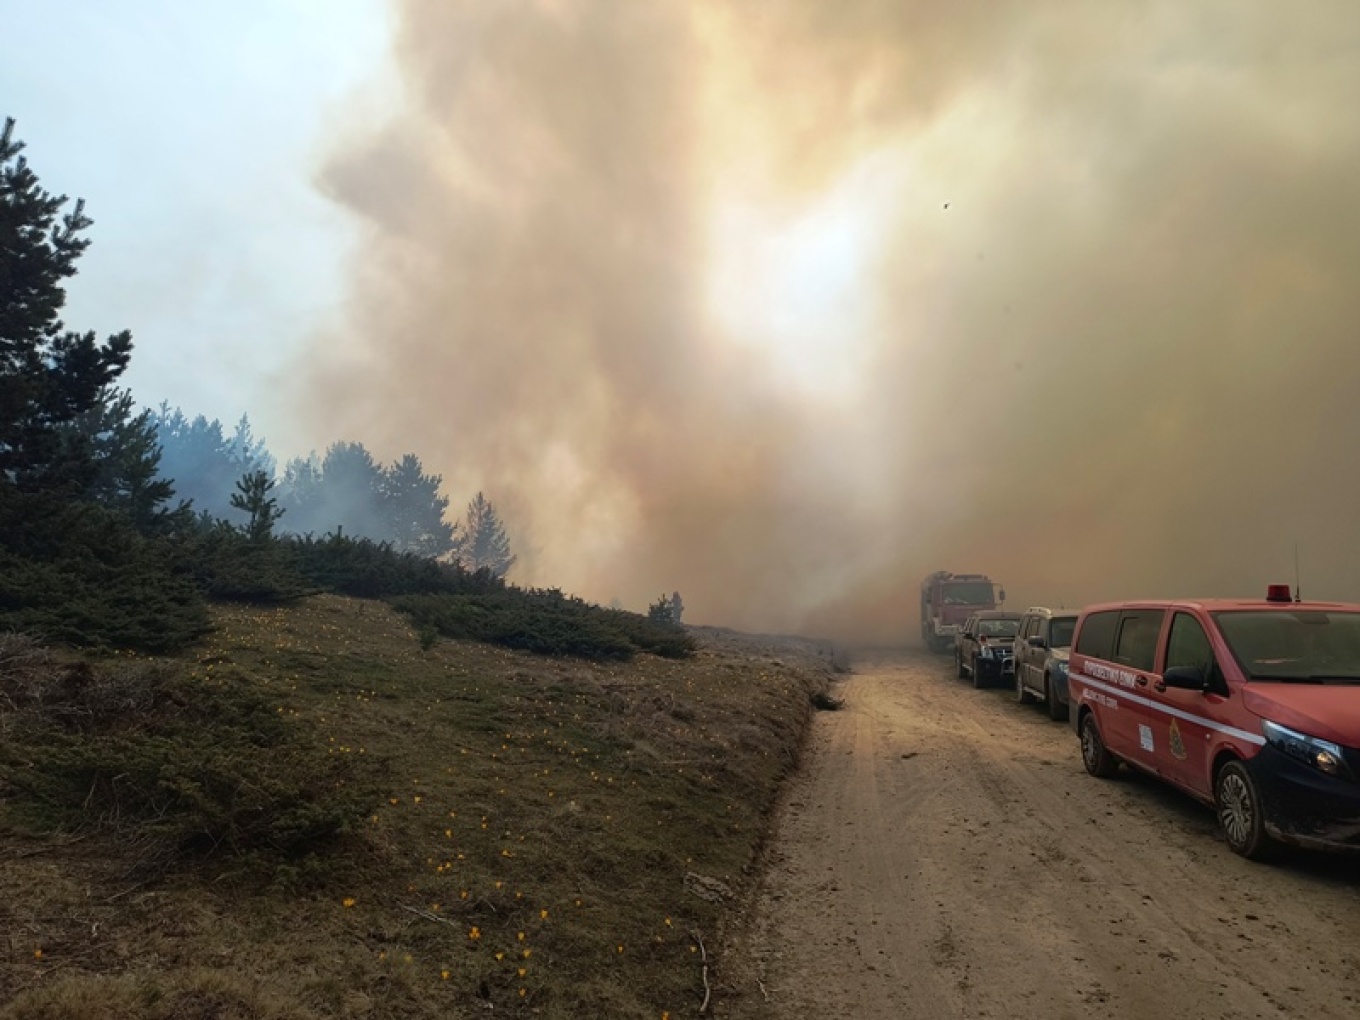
[[0, 595, 839, 1018]]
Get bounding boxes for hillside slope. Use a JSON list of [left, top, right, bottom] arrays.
[[0, 595, 839, 1019]]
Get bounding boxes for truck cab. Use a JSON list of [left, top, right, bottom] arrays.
[[920, 572, 1006, 652]]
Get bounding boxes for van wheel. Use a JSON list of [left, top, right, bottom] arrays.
[[1046, 675, 1069, 722], [1080, 714, 1119, 778], [1215, 761, 1279, 861], [1015, 669, 1036, 704]]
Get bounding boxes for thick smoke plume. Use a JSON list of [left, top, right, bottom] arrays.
[[300, 0, 1360, 640]]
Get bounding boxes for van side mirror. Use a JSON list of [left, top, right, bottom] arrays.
[[998, 589, 1007, 603], [1161, 666, 1209, 692]]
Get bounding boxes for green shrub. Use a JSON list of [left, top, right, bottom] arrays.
[[0, 490, 210, 653], [394, 588, 696, 662], [0, 635, 378, 870]]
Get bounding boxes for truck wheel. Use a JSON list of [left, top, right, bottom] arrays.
[[955, 650, 966, 679], [1045, 674, 1068, 721], [1214, 760, 1279, 861], [971, 656, 987, 689], [1080, 713, 1119, 778], [1015, 668, 1036, 704]]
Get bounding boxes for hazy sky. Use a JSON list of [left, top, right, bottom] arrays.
[[0, 0, 393, 431], [7, 2, 1360, 638]]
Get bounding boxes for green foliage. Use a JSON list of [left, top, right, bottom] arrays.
[[180, 521, 312, 603], [0, 117, 133, 492], [0, 635, 378, 868], [0, 489, 210, 653], [288, 530, 465, 598], [230, 469, 284, 541], [380, 452, 455, 557], [394, 587, 696, 661], [648, 595, 674, 624], [60, 387, 180, 533]]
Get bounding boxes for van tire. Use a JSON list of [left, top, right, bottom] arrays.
[[1214, 760, 1279, 862], [1015, 669, 1036, 704], [1080, 713, 1119, 778], [1045, 675, 1069, 722]]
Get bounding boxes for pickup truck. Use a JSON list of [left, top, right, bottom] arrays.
[[954, 611, 1023, 689]]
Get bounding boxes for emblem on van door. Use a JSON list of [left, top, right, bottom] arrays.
[[1169, 718, 1187, 761]]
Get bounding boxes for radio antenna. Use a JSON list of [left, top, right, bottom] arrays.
[[1294, 543, 1302, 603]]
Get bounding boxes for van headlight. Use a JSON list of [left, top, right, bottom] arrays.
[[1262, 721, 1350, 778]]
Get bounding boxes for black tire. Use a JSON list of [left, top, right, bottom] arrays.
[[1016, 667, 1037, 704], [1045, 674, 1069, 721], [971, 655, 987, 689], [1214, 760, 1279, 861], [955, 650, 967, 679], [1079, 713, 1119, 778]]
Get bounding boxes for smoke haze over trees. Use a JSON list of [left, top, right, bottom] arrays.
[[0, 114, 677, 668], [452, 491, 516, 579], [152, 415, 462, 560], [298, 0, 1360, 639]]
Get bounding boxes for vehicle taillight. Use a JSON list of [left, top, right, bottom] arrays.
[[1266, 584, 1293, 603]]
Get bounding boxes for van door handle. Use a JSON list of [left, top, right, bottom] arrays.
[[1135, 675, 1148, 687], [1153, 680, 1167, 693]]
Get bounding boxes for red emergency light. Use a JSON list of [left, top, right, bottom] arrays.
[[1265, 584, 1293, 603]]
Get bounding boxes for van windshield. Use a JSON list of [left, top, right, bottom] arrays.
[[1213, 610, 1360, 683], [943, 582, 995, 605]]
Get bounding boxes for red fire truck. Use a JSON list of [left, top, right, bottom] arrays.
[[920, 571, 1006, 652]]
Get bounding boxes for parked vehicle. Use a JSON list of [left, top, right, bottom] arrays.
[[955, 611, 1022, 688], [1067, 585, 1360, 859], [920, 571, 1006, 652], [1014, 607, 1079, 721]]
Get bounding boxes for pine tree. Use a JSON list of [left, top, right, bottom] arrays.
[[382, 453, 455, 557], [452, 492, 516, 578], [1, 117, 133, 491], [60, 387, 179, 532], [151, 405, 274, 522], [230, 470, 284, 542]]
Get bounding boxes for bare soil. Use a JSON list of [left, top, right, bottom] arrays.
[[719, 649, 1360, 1019]]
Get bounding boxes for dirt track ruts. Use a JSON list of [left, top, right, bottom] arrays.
[[720, 649, 1360, 1019]]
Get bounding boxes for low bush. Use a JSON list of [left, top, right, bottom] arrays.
[[0, 490, 210, 653], [0, 634, 378, 871], [394, 587, 695, 661]]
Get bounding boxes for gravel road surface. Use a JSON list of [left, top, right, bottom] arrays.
[[721, 650, 1360, 1019]]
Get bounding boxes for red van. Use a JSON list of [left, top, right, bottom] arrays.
[[1067, 586, 1360, 859]]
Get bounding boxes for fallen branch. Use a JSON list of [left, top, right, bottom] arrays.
[[757, 977, 769, 1002], [692, 929, 710, 1014], [399, 904, 462, 929]]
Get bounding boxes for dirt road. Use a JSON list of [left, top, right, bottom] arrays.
[[720, 650, 1360, 1019]]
